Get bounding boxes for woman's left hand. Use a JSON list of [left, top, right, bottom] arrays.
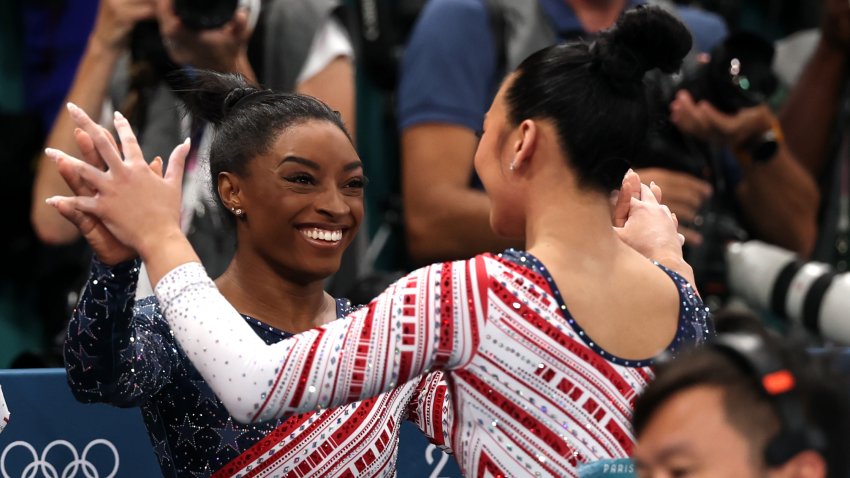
[[46, 103, 189, 258], [615, 177, 695, 285]]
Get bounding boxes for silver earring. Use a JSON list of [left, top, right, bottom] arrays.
[[509, 161, 517, 171], [231, 207, 244, 217]]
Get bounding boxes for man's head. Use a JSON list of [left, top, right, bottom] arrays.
[[632, 333, 850, 478]]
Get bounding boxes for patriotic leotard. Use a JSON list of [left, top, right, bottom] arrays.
[[155, 250, 713, 477]]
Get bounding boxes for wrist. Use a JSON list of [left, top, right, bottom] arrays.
[[87, 31, 126, 59], [136, 225, 184, 263], [735, 115, 784, 167]]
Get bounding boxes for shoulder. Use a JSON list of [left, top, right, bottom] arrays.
[[406, 0, 495, 51], [652, 262, 715, 348], [420, 0, 490, 22], [674, 5, 728, 53]]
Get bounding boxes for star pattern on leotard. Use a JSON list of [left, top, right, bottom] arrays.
[[172, 415, 200, 447], [192, 380, 220, 409], [212, 418, 248, 453]]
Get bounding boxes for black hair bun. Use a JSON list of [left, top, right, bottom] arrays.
[[594, 6, 693, 92]]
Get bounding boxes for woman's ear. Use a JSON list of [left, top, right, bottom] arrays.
[[512, 119, 538, 170], [218, 172, 242, 210]]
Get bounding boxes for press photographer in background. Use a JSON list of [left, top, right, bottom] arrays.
[[642, 32, 820, 308], [710, 0, 850, 346]]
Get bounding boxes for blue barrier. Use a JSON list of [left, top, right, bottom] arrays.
[[0, 369, 462, 477]]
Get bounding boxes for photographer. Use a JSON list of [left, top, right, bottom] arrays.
[[669, 88, 820, 258]]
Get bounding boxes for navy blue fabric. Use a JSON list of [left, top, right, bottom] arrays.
[[64, 259, 353, 477]]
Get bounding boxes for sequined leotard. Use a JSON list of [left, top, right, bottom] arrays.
[[64, 259, 452, 477], [153, 249, 713, 477]]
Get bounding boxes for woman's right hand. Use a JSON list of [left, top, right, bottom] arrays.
[[48, 126, 160, 266], [90, 0, 157, 52], [46, 103, 189, 259]]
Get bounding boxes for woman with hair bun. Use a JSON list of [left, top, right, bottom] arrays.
[[59, 71, 452, 477], [51, 6, 712, 476]]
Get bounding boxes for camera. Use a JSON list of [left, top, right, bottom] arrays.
[[173, 0, 239, 30], [681, 31, 778, 115], [173, 0, 262, 31], [641, 32, 780, 307], [727, 241, 850, 344]]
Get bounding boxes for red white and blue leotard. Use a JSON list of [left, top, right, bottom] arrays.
[[155, 249, 712, 477]]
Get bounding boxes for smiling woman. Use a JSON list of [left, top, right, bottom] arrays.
[[55, 71, 451, 478]]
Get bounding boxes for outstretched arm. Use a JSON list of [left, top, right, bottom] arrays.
[[47, 105, 488, 423]]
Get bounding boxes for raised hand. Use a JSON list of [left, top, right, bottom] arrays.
[[612, 169, 641, 228], [615, 173, 692, 285], [46, 103, 189, 257], [91, 0, 157, 52], [46, 126, 139, 265]]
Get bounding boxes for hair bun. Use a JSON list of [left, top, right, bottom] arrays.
[[593, 6, 693, 93]]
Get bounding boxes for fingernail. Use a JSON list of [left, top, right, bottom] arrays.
[[114, 111, 125, 120], [45, 197, 57, 206], [44, 147, 59, 158], [650, 181, 656, 188], [67, 102, 79, 115], [184, 137, 191, 146], [73, 128, 82, 135]]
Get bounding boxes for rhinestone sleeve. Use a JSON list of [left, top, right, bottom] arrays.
[[155, 259, 488, 424], [64, 259, 176, 405]]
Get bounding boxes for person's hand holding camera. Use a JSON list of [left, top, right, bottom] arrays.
[[90, 0, 157, 52], [670, 89, 777, 151], [156, 0, 256, 82]]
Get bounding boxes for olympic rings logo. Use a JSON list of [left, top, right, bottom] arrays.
[[0, 440, 119, 478]]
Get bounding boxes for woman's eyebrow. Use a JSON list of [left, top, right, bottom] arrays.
[[278, 156, 320, 170], [344, 161, 364, 172]]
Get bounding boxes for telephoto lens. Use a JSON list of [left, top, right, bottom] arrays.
[[727, 241, 850, 344]]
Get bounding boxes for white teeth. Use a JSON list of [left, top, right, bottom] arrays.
[[301, 228, 342, 243]]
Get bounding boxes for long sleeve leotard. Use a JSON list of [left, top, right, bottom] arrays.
[[154, 249, 713, 477]]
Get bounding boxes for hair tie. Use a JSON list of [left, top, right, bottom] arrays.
[[223, 87, 262, 116]]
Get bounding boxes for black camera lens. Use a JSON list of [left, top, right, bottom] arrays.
[[173, 0, 239, 30]]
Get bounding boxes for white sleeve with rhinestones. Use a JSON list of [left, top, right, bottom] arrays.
[[155, 259, 488, 424]]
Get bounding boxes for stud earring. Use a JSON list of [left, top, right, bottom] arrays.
[[231, 207, 244, 217], [509, 161, 517, 171]]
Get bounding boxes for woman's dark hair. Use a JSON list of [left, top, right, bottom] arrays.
[[505, 6, 692, 191], [173, 70, 350, 216]]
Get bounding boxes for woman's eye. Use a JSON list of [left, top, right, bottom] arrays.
[[345, 176, 369, 189], [286, 174, 315, 185], [670, 468, 693, 478]]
